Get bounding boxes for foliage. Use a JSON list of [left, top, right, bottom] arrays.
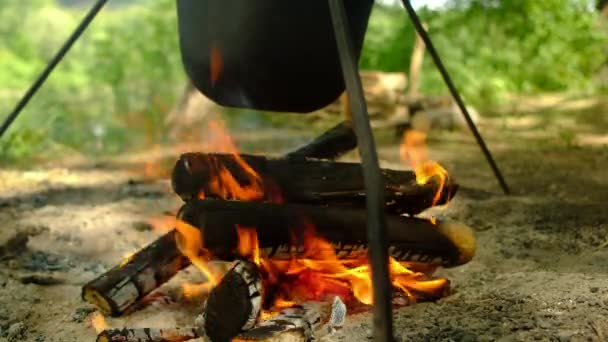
[[0, 0, 606, 162], [0, 0, 184, 162], [361, 0, 607, 106]]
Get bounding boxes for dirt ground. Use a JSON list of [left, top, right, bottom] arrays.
[[1, 95, 607, 342]]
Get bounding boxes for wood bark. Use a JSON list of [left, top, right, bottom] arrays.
[[203, 260, 263, 342], [285, 121, 357, 160], [178, 199, 476, 268], [234, 302, 332, 342], [82, 230, 190, 316], [171, 153, 457, 216], [96, 327, 199, 342], [82, 137, 349, 316]]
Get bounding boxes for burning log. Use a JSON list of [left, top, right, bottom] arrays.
[[82, 140, 352, 316], [285, 121, 357, 160], [171, 153, 457, 216], [234, 301, 336, 342], [94, 300, 340, 342], [178, 199, 476, 268], [96, 327, 199, 342], [202, 260, 263, 342], [82, 230, 190, 316]]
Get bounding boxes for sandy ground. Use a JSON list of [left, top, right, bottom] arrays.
[[0, 98, 607, 342]]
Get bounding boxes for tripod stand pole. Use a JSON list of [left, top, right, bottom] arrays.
[[329, 1, 394, 341], [400, 0, 511, 195], [0, 0, 109, 141]]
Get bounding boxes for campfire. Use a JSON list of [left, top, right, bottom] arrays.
[[81, 118, 476, 342], [80, 14, 477, 339]]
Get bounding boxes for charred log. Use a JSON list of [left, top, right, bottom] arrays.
[[172, 153, 457, 216], [82, 140, 346, 316], [285, 121, 357, 160], [235, 301, 332, 342], [82, 230, 190, 316], [96, 327, 199, 342], [178, 199, 476, 268], [203, 260, 263, 342]]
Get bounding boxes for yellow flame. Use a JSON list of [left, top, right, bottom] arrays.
[[400, 129, 449, 206], [237, 226, 261, 266], [175, 219, 217, 287], [89, 312, 108, 334]]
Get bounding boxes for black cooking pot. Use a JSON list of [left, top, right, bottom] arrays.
[[176, 0, 374, 113]]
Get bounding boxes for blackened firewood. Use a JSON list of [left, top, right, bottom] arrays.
[[285, 121, 357, 160], [96, 327, 199, 342], [203, 260, 263, 342], [178, 199, 476, 268], [82, 230, 190, 316], [82, 139, 348, 317], [171, 153, 457, 216], [234, 301, 332, 342]]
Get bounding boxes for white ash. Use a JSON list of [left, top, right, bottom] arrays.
[[328, 297, 347, 331]]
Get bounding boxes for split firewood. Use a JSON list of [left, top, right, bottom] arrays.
[[172, 153, 457, 216], [234, 300, 339, 342], [82, 230, 190, 316], [285, 121, 357, 160], [82, 140, 344, 316], [178, 199, 476, 268], [202, 260, 263, 342], [94, 298, 345, 342], [96, 327, 199, 342]]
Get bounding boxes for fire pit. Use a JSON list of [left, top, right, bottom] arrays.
[[0, 0, 511, 339], [81, 118, 476, 341], [75, 1, 485, 340]]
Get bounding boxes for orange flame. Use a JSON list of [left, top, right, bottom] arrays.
[[198, 119, 267, 202], [400, 129, 449, 206], [175, 219, 217, 287], [155, 46, 447, 313], [234, 224, 447, 308], [237, 226, 261, 266], [172, 117, 448, 310], [89, 312, 108, 334]]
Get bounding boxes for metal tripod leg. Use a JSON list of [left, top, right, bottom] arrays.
[[0, 0, 109, 141], [328, 1, 394, 341], [401, 0, 511, 195]]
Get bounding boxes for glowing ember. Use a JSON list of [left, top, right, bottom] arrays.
[[237, 224, 447, 308], [400, 129, 449, 206]]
